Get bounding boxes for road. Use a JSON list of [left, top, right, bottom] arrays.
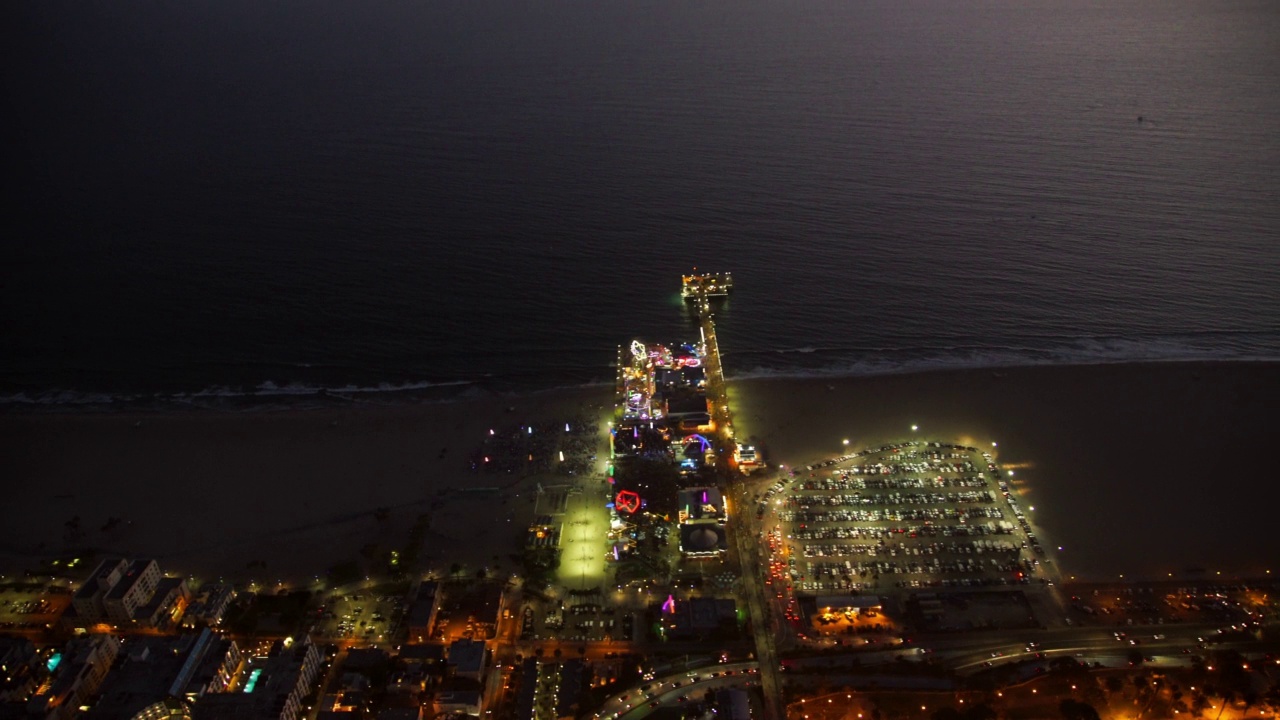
[[772, 621, 1277, 678], [594, 661, 761, 720], [724, 475, 788, 720]]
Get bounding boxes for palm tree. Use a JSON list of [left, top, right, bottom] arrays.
[[1214, 689, 1235, 720]]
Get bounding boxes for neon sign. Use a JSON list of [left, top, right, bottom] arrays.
[[615, 490, 642, 514]]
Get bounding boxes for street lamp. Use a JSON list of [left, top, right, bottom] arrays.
[[911, 425, 918, 432]]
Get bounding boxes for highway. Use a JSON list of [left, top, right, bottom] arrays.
[[773, 621, 1277, 677]]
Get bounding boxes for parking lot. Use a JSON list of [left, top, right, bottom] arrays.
[[758, 442, 1050, 620], [311, 590, 402, 645], [518, 589, 637, 644], [0, 583, 71, 635]]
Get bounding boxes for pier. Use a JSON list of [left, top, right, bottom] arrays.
[[681, 271, 733, 300], [683, 273, 737, 471], [684, 273, 785, 720]]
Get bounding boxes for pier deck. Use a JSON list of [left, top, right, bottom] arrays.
[[683, 274, 785, 720]]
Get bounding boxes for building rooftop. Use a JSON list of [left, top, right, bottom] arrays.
[[660, 597, 736, 638], [678, 522, 727, 555], [814, 595, 882, 610], [678, 487, 725, 523], [104, 560, 154, 601], [398, 644, 446, 663], [405, 581, 439, 630], [133, 576, 185, 623], [446, 639, 486, 675], [73, 558, 125, 600]]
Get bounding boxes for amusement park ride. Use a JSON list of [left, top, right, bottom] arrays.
[[608, 271, 758, 533]]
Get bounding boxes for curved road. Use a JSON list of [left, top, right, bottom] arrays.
[[595, 662, 761, 720]]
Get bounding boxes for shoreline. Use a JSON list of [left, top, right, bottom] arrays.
[[4, 356, 1274, 417], [3, 359, 1276, 585]]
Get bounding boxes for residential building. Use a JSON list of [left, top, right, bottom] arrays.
[[404, 581, 439, 644], [0, 636, 43, 703], [446, 639, 486, 683], [67, 558, 187, 630], [27, 634, 120, 720], [181, 584, 235, 629], [191, 637, 320, 720]]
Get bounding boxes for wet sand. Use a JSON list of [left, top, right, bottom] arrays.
[[728, 360, 1280, 582], [3, 361, 1277, 584]]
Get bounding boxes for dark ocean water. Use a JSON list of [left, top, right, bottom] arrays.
[[4, 0, 1279, 407]]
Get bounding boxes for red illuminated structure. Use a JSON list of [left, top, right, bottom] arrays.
[[615, 490, 642, 514]]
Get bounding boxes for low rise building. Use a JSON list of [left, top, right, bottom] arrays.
[[81, 629, 241, 719], [134, 577, 193, 629], [435, 583, 503, 641], [103, 560, 163, 623], [72, 559, 130, 620], [0, 636, 44, 703], [27, 634, 120, 720], [182, 584, 236, 629], [375, 709, 423, 720], [191, 637, 320, 720], [432, 690, 481, 716], [67, 558, 186, 630], [678, 522, 727, 557], [716, 688, 751, 720], [658, 597, 737, 641], [677, 487, 728, 557], [446, 639, 486, 683], [404, 581, 439, 644]]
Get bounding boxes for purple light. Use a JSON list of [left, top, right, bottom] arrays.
[[662, 594, 677, 614]]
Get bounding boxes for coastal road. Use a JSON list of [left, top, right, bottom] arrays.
[[730, 479, 787, 720]]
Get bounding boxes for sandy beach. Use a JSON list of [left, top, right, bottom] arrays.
[[3, 361, 1277, 585], [0, 387, 616, 584]]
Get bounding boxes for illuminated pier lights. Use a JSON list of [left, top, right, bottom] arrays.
[[681, 271, 734, 300]]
